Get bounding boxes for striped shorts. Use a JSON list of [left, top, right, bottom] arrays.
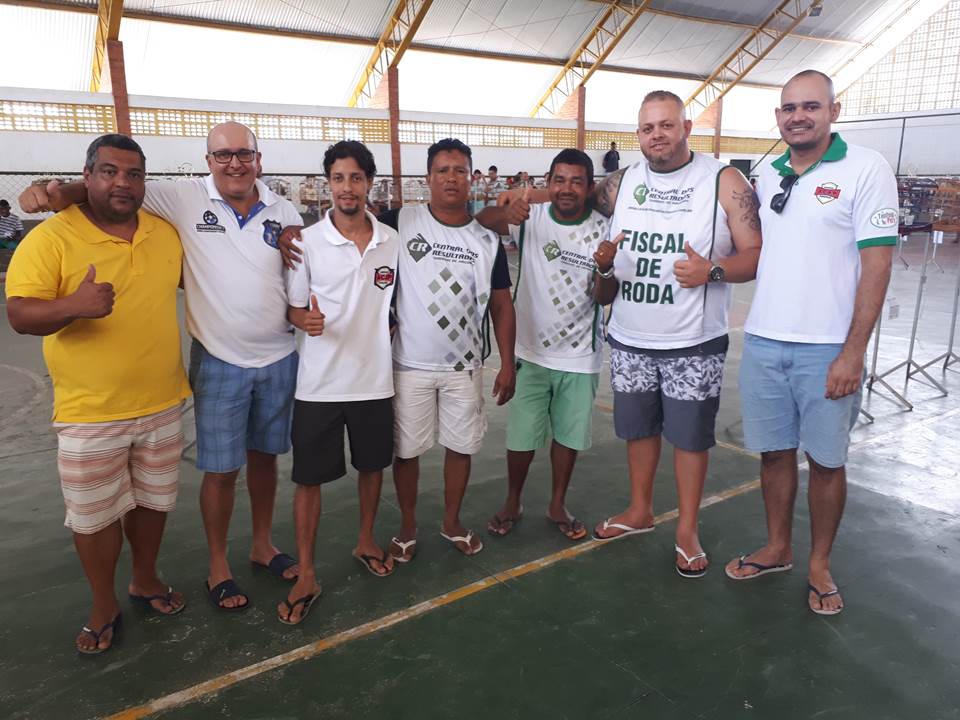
[[55, 402, 184, 535]]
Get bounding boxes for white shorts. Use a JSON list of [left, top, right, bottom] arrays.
[[55, 403, 184, 535], [393, 369, 487, 458]]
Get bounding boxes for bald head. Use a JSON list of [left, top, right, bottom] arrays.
[[206, 122, 258, 153], [783, 70, 835, 103]]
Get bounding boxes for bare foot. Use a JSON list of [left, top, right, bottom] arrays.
[[277, 578, 321, 625], [592, 509, 655, 539], [441, 523, 483, 555], [724, 545, 793, 580], [808, 567, 843, 615], [675, 530, 708, 574], [76, 605, 121, 654]]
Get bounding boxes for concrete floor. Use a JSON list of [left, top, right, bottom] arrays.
[[1, 240, 959, 719]]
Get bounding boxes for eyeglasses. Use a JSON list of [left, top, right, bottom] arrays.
[[208, 149, 257, 164], [770, 174, 799, 214]]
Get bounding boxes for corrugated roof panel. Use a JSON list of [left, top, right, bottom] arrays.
[[2, 4, 96, 91]]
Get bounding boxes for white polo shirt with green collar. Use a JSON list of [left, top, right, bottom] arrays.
[[745, 133, 898, 345]]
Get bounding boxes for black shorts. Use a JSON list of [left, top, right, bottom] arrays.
[[291, 398, 394, 485]]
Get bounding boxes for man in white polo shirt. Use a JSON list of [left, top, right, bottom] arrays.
[[20, 122, 304, 611], [278, 141, 398, 625], [724, 71, 897, 616], [479, 149, 606, 542]]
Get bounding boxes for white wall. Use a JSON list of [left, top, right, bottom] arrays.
[[836, 110, 960, 175]]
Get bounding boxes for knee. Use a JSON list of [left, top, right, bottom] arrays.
[[204, 470, 240, 487], [760, 449, 796, 470], [807, 455, 844, 480]]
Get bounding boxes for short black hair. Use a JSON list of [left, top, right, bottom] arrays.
[[84, 134, 146, 172], [0, 199, 9, 208], [323, 140, 376, 179], [488, 165, 497, 172], [427, 138, 472, 173], [548, 148, 594, 185]]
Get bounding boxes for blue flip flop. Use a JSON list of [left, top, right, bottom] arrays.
[[725, 554, 793, 581], [808, 583, 844, 616], [252, 552, 298, 581], [206, 578, 250, 612], [77, 613, 122, 655], [278, 588, 321, 626], [129, 586, 186, 615]]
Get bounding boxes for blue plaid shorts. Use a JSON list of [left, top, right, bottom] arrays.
[[188, 340, 298, 473]]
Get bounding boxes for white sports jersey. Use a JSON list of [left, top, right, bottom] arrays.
[[607, 152, 733, 350], [285, 210, 399, 402], [143, 176, 303, 368], [393, 205, 500, 371], [509, 204, 605, 374]]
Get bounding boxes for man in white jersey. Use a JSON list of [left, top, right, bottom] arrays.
[[479, 149, 606, 542], [278, 141, 399, 625], [724, 71, 897, 616], [279, 139, 519, 561], [503, 91, 762, 576], [21, 122, 303, 611]]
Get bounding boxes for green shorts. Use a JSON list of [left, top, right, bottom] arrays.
[[506, 360, 599, 452]]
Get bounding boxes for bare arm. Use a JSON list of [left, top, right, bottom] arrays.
[[475, 188, 531, 235], [588, 168, 627, 219], [825, 246, 893, 399], [8, 296, 82, 336], [489, 287, 516, 405], [592, 235, 622, 306], [716, 168, 762, 283]]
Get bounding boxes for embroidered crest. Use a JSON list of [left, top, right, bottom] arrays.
[[262, 219, 282, 248], [373, 266, 396, 290]]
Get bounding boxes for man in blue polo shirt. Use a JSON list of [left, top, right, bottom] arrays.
[[724, 70, 898, 617]]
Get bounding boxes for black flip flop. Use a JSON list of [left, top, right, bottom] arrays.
[[252, 552, 298, 582], [353, 550, 394, 578], [206, 578, 250, 612], [77, 613, 122, 655], [278, 589, 321, 626], [129, 586, 186, 615]]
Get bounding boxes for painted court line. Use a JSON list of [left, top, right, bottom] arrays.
[[106, 403, 960, 719]]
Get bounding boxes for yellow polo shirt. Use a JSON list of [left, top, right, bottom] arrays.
[[5, 205, 191, 423]]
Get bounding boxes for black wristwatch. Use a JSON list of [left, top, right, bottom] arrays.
[[708, 264, 725, 283]]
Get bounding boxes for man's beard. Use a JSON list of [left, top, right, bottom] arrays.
[[337, 203, 362, 216]]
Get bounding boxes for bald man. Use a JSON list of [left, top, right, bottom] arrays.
[[20, 122, 304, 612]]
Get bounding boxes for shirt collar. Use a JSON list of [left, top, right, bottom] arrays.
[[322, 209, 383, 248], [67, 205, 153, 246], [771, 132, 848, 177], [203, 174, 278, 207]]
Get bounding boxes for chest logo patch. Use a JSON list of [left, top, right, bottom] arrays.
[[814, 182, 841, 204], [633, 183, 649, 206], [407, 234, 432, 262], [543, 240, 561, 262], [373, 266, 396, 290], [262, 219, 281, 248], [196, 209, 225, 233]]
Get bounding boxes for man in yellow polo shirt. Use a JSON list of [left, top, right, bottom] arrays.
[[6, 134, 191, 655]]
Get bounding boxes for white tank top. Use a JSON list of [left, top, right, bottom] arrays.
[[393, 204, 499, 371], [607, 152, 733, 349], [512, 204, 605, 374]]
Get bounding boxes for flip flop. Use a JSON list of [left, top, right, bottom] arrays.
[[547, 513, 587, 541], [440, 528, 484, 556], [129, 586, 186, 615], [353, 550, 394, 577], [808, 583, 844, 616], [592, 518, 655, 542], [206, 578, 250, 612], [724, 555, 794, 581], [675, 545, 708, 579], [487, 507, 523, 537], [278, 588, 321, 626], [388, 537, 418, 564], [252, 552, 298, 581], [77, 613, 122, 655]]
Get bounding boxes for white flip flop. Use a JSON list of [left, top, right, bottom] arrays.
[[592, 518, 655, 542], [389, 536, 418, 564], [440, 528, 484, 556], [675, 544, 708, 578]]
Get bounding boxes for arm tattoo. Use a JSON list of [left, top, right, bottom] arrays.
[[733, 188, 761, 232], [590, 168, 626, 219]]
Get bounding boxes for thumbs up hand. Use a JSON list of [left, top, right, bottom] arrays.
[[304, 294, 325, 336], [504, 184, 532, 226], [673, 244, 713, 288], [68, 264, 115, 318]]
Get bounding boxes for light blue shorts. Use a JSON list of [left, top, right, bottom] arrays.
[[188, 340, 297, 473], [740, 334, 861, 469]]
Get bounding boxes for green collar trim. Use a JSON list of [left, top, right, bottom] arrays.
[[771, 133, 847, 177], [548, 205, 591, 226], [649, 151, 695, 175]]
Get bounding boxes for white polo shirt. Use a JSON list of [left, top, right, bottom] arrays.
[[285, 210, 399, 402], [143, 175, 303, 368], [745, 134, 899, 344]]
